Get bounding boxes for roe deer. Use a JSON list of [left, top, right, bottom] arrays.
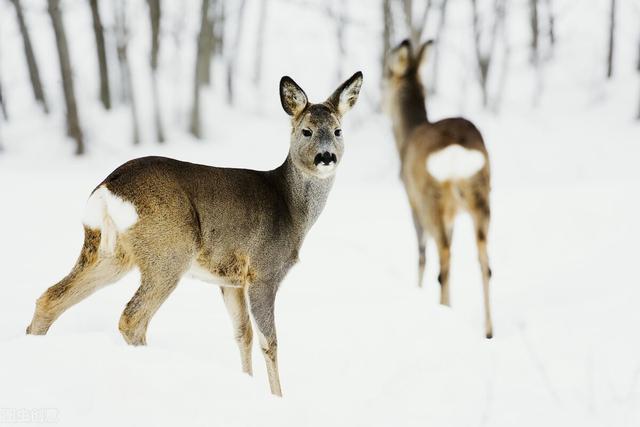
[[26, 72, 363, 395], [383, 39, 493, 338]]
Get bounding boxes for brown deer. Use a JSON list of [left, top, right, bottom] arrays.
[[383, 39, 493, 338], [26, 72, 363, 396]]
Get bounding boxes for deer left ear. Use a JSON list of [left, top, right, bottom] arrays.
[[415, 39, 434, 69], [326, 71, 363, 116], [280, 76, 308, 117]]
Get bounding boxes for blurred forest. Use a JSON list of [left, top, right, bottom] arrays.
[[0, 0, 638, 155]]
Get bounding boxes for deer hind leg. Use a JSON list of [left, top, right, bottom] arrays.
[[247, 282, 281, 396], [27, 228, 132, 335], [221, 287, 253, 375], [118, 265, 186, 346], [411, 209, 426, 288], [470, 194, 493, 339], [434, 218, 453, 307]]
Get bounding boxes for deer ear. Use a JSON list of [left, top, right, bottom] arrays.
[[388, 39, 412, 76], [280, 76, 308, 116], [326, 71, 363, 116], [415, 39, 434, 69]]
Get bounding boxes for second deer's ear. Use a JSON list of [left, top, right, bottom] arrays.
[[388, 40, 412, 76], [326, 71, 363, 116], [415, 39, 434, 69], [280, 76, 308, 116]]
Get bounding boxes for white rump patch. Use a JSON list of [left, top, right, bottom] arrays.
[[426, 145, 486, 181], [83, 186, 138, 253]]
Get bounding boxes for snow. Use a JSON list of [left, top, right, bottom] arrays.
[[1, 0, 640, 426]]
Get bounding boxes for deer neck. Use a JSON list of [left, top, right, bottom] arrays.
[[273, 155, 334, 235], [391, 79, 429, 153]]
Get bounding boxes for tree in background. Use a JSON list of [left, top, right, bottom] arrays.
[[529, 0, 539, 66], [606, 0, 616, 79], [190, 0, 213, 138], [226, 0, 247, 105], [88, 0, 111, 110], [637, 38, 640, 120], [147, 0, 165, 142], [382, 0, 394, 80], [47, 0, 84, 155], [114, 0, 140, 145], [200, 0, 217, 87], [0, 62, 7, 121], [253, 0, 268, 87], [10, 0, 48, 114], [429, 0, 448, 95], [470, 0, 507, 108], [401, 0, 431, 47], [544, 0, 555, 49]]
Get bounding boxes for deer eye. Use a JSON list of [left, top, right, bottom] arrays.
[[302, 129, 312, 137], [334, 129, 342, 137]]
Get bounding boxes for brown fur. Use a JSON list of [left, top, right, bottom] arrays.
[[384, 40, 493, 338], [26, 72, 364, 396]]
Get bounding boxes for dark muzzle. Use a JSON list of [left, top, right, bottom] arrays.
[[314, 152, 337, 166]]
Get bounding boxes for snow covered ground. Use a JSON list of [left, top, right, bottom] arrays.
[[1, 0, 640, 426]]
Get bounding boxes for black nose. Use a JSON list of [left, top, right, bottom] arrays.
[[314, 152, 337, 166]]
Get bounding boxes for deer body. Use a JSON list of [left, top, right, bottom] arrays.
[[384, 40, 493, 338], [27, 72, 363, 396]]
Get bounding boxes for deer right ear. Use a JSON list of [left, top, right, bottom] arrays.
[[388, 40, 412, 76], [280, 76, 308, 116]]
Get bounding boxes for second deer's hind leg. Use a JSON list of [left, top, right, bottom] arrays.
[[434, 216, 454, 307], [411, 209, 427, 288], [221, 287, 253, 375], [27, 228, 132, 335], [470, 194, 493, 339]]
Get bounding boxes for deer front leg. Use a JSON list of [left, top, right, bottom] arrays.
[[411, 209, 426, 288], [247, 282, 281, 397], [221, 287, 253, 375]]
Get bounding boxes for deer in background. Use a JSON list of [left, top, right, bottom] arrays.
[[26, 72, 363, 396], [383, 39, 493, 338]]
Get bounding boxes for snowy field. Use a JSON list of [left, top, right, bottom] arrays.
[[1, 0, 640, 426]]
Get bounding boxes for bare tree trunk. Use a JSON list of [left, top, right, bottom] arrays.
[[190, 0, 212, 138], [402, 0, 414, 42], [202, 0, 216, 86], [114, 0, 140, 144], [326, 0, 347, 83], [48, 0, 84, 155], [382, 0, 394, 74], [253, 0, 268, 87], [402, 0, 431, 46], [529, 0, 539, 65], [226, 0, 247, 105], [88, 0, 111, 110], [10, 0, 49, 114], [147, 0, 165, 142], [544, 0, 555, 47], [471, 0, 505, 108], [216, 0, 226, 56], [0, 74, 7, 121], [430, 0, 448, 95], [637, 39, 640, 120], [606, 0, 615, 79]]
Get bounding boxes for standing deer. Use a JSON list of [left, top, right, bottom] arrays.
[[383, 39, 493, 338], [26, 72, 363, 395]]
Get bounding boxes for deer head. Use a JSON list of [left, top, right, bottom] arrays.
[[279, 72, 363, 179]]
